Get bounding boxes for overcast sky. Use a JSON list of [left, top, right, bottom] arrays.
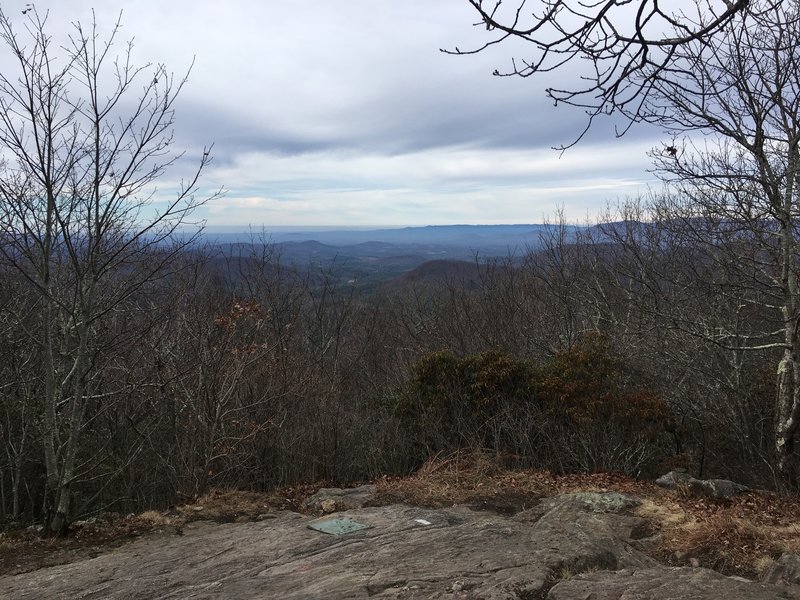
[[20, 1, 664, 227]]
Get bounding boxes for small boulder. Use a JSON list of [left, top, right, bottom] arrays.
[[688, 478, 749, 500], [656, 470, 748, 500], [301, 484, 376, 515], [764, 554, 800, 586], [564, 492, 640, 513], [656, 470, 693, 489]]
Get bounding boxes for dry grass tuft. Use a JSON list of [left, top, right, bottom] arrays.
[[415, 449, 504, 478], [175, 489, 275, 522], [135, 510, 176, 527], [754, 555, 778, 579], [376, 450, 659, 510], [678, 513, 777, 575], [167, 484, 323, 523], [373, 450, 551, 510], [634, 496, 687, 529], [373, 449, 660, 513], [670, 513, 774, 577], [654, 490, 800, 578]]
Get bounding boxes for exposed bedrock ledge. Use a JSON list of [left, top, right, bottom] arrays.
[[1, 492, 797, 600]]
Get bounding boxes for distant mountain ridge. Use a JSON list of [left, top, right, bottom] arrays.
[[200, 224, 583, 292], [203, 224, 574, 254]]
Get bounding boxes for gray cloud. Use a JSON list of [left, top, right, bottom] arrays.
[[17, 1, 663, 225]]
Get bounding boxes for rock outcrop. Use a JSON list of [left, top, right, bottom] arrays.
[[1, 492, 655, 599], [300, 484, 376, 515], [764, 553, 800, 586], [1, 490, 797, 599], [656, 470, 749, 500]]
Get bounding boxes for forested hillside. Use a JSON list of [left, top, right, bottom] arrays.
[[0, 220, 783, 530], [3, 0, 800, 539]]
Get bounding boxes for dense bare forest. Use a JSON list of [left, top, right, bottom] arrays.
[[3, 0, 800, 536], [0, 219, 785, 531]]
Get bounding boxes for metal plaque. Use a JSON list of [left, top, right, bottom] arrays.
[[308, 518, 372, 535]]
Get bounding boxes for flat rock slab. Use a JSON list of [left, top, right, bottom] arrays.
[[0, 493, 654, 600], [2, 493, 797, 599], [549, 566, 800, 599]]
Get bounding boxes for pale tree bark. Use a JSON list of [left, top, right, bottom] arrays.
[[613, 1, 800, 479], [774, 142, 800, 475]]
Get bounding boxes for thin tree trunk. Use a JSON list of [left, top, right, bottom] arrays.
[[775, 149, 800, 478]]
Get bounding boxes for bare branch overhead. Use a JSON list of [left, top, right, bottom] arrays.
[[451, 0, 774, 146]]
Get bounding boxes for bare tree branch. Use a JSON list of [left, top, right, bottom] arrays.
[[450, 0, 778, 146]]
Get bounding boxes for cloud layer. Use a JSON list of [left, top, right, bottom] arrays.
[[9, 1, 664, 225]]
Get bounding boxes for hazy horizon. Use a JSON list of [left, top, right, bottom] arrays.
[[201, 223, 559, 232]]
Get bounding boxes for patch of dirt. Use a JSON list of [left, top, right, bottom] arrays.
[[0, 519, 173, 577]]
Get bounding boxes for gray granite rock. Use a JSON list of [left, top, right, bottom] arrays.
[[300, 484, 377, 514], [548, 566, 800, 599], [656, 471, 749, 500], [3, 492, 796, 599], [0, 493, 653, 600], [764, 553, 800, 586]]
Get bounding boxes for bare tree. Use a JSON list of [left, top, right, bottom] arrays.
[[452, 0, 769, 144], [600, 1, 800, 478], [0, 9, 217, 533]]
